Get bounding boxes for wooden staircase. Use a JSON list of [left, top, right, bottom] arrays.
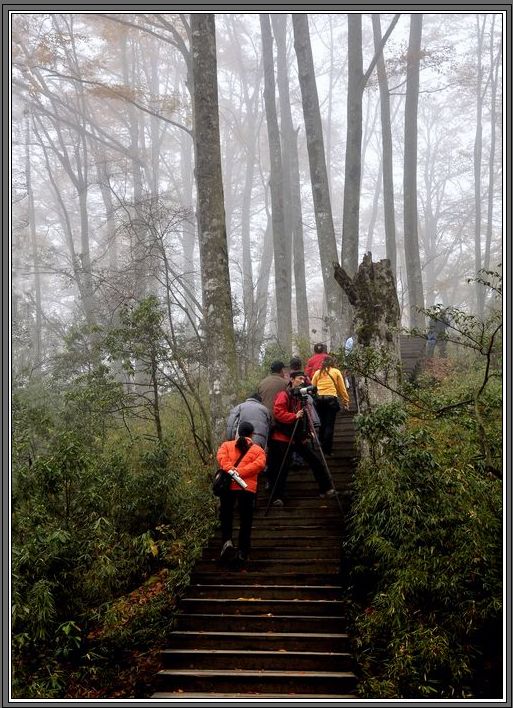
[[152, 403, 359, 698], [400, 334, 427, 382], [151, 338, 426, 698]]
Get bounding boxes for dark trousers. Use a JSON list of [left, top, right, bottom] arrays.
[[315, 396, 339, 454], [267, 438, 332, 500], [219, 490, 256, 555]]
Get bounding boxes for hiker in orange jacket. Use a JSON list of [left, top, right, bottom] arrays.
[[216, 421, 266, 564]]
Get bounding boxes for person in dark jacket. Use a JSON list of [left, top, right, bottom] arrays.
[[226, 393, 272, 450], [267, 371, 335, 507], [289, 356, 312, 385], [288, 356, 319, 466], [257, 360, 288, 416], [426, 307, 450, 358], [216, 421, 266, 564]]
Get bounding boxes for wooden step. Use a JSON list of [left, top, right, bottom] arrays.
[[271, 468, 355, 480], [226, 524, 342, 536], [165, 630, 351, 652], [152, 692, 357, 698], [252, 506, 344, 519], [183, 584, 343, 600], [193, 558, 340, 574], [255, 485, 353, 496], [241, 514, 345, 527], [175, 613, 347, 633], [258, 479, 353, 491], [190, 571, 342, 585], [160, 648, 354, 671], [203, 546, 340, 561], [179, 597, 346, 616], [211, 529, 344, 543], [209, 536, 342, 548], [255, 491, 348, 502], [154, 668, 357, 694]]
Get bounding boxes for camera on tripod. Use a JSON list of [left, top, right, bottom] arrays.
[[291, 384, 318, 399]]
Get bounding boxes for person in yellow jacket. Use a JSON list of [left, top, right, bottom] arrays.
[[216, 421, 266, 564], [311, 356, 350, 455]]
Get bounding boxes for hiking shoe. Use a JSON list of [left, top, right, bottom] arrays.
[[272, 498, 284, 507], [220, 539, 236, 562], [320, 488, 336, 499]]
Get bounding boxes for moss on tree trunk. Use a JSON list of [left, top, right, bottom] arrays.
[[334, 253, 401, 413]]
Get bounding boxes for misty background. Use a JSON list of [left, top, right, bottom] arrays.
[[11, 12, 502, 377]]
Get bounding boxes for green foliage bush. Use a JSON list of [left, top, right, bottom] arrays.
[[12, 372, 217, 698], [347, 391, 502, 698], [12, 293, 249, 697]]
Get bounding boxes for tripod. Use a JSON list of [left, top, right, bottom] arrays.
[[264, 396, 343, 516]]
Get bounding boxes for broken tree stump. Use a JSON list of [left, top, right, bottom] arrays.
[[334, 253, 401, 413]]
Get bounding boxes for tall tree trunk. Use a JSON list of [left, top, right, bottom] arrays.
[[180, 123, 198, 332], [121, 35, 154, 392], [422, 216, 437, 308], [260, 13, 292, 354], [24, 111, 43, 368], [473, 15, 486, 317], [61, 15, 96, 326], [292, 13, 344, 348], [365, 157, 383, 255], [93, 147, 118, 273], [148, 40, 161, 197], [272, 13, 309, 343], [325, 16, 335, 191], [372, 13, 397, 276], [341, 13, 400, 333], [32, 117, 86, 312], [240, 138, 257, 348], [76, 135, 95, 326], [173, 29, 198, 332], [151, 351, 163, 444], [403, 14, 425, 329], [254, 218, 274, 356], [340, 14, 363, 339], [221, 110, 235, 240], [421, 119, 440, 307], [484, 18, 500, 276], [232, 35, 262, 360], [122, 35, 147, 302], [340, 13, 400, 335], [191, 13, 238, 447]]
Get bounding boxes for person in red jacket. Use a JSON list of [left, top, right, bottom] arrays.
[[216, 421, 266, 563], [305, 343, 328, 379], [267, 372, 335, 506]]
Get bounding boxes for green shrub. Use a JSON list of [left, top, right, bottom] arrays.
[[347, 397, 502, 698], [12, 411, 217, 698]]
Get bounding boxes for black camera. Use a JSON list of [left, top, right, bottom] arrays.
[[292, 384, 318, 398]]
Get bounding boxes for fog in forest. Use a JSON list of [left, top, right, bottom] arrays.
[[9, 14, 505, 699], [12, 11, 502, 378]]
